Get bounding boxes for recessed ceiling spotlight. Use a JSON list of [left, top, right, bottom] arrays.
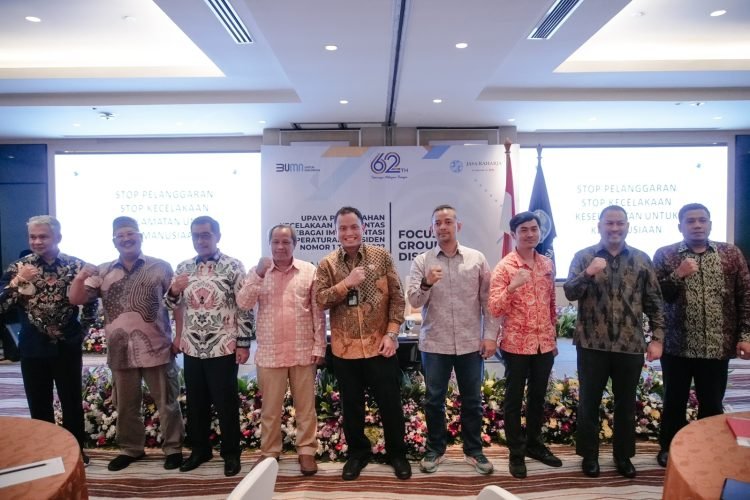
[[710, 9, 727, 17], [339, 100, 348, 104], [713, 116, 723, 120], [588, 117, 597, 121], [455, 42, 468, 49], [25, 16, 41, 23], [258, 120, 266, 124], [175, 121, 184, 126], [507, 118, 516, 122], [325, 45, 338, 51], [433, 99, 443, 104], [72, 123, 81, 127]]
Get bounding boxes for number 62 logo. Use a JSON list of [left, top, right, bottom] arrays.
[[370, 152, 403, 174]]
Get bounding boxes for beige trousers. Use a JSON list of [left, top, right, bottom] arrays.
[[257, 364, 318, 456]]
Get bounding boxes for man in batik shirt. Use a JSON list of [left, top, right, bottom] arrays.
[[315, 206, 411, 481], [0, 215, 96, 465], [653, 203, 750, 467], [69, 216, 184, 472], [166, 216, 253, 477]]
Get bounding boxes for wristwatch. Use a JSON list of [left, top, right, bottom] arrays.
[[386, 332, 399, 344]]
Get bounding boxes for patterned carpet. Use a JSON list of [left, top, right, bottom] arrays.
[[1, 355, 749, 499], [80, 444, 665, 500]]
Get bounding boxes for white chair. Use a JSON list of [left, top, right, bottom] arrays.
[[226, 457, 279, 500], [476, 485, 523, 500]]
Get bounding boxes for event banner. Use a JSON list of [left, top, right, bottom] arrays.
[[261, 145, 517, 278]]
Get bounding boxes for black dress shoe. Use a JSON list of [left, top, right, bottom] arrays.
[[164, 453, 183, 470], [509, 457, 527, 479], [224, 455, 241, 477], [179, 452, 213, 472], [615, 458, 636, 478], [656, 449, 668, 467], [581, 457, 600, 478], [342, 456, 369, 480], [390, 455, 412, 480], [527, 447, 563, 467], [108, 453, 146, 471]]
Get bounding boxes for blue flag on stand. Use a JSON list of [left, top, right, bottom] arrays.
[[528, 146, 556, 266]]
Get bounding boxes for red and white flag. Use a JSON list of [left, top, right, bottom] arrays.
[[499, 138, 516, 257]]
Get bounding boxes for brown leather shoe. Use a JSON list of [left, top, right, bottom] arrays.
[[299, 454, 318, 476]]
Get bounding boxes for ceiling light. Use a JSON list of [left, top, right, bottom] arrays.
[[588, 117, 597, 121], [258, 120, 266, 124], [72, 123, 81, 127], [507, 118, 516, 122], [25, 16, 41, 23], [713, 116, 723, 120], [325, 45, 338, 51], [710, 10, 726, 17], [339, 100, 348, 104], [122, 16, 136, 22], [631, 11, 645, 17], [455, 42, 468, 49], [433, 99, 443, 104], [175, 121, 184, 126]]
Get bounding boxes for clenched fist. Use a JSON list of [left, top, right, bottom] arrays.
[[509, 268, 531, 291], [16, 264, 38, 282], [255, 257, 273, 278], [585, 257, 607, 277], [675, 257, 699, 279], [170, 274, 190, 296], [425, 264, 443, 286], [344, 266, 366, 288]]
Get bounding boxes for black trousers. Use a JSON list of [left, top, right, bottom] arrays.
[[20, 342, 85, 448], [575, 346, 643, 460], [659, 353, 728, 450], [332, 354, 406, 459], [502, 350, 555, 459], [183, 354, 240, 458], [1, 323, 19, 361]]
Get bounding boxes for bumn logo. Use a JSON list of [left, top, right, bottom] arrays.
[[275, 163, 304, 173]]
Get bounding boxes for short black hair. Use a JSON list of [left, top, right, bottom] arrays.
[[268, 224, 298, 245], [599, 205, 628, 220], [510, 211, 541, 233], [334, 206, 363, 225], [432, 204, 457, 218], [678, 203, 710, 223], [191, 216, 220, 235]]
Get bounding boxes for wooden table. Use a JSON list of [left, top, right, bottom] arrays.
[[663, 411, 750, 499], [0, 416, 88, 499]]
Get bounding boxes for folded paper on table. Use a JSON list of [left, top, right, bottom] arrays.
[[0, 457, 65, 488], [726, 416, 750, 447]]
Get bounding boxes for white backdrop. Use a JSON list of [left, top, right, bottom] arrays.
[[261, 145, 518, 278]]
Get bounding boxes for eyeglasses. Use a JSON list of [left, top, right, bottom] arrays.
[[113, 231, 140, 241]]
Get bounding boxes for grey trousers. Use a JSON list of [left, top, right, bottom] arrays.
[[112, 359, 184, 456]]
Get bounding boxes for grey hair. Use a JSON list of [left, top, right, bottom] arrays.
[[27, 215, 61, 236]]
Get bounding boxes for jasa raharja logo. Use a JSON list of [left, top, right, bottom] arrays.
[[370, 152, 407, 175]]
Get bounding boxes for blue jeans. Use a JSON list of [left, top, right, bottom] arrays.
[[421, 351, 484, 456]]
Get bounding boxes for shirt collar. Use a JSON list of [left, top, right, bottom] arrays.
[[337, 244, 365, 263], [594, 241, 630, 257], [194, 250, 222, 264], [678, 240, 717, 254], [271, 258, 300, 273], [115, 252, 145, 269], [434, 242, 463, 258]]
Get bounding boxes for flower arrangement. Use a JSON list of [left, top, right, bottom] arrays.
[[58, 363, 697, 461], [82, 327, 107, 354], [555, 305, 577, 338]]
